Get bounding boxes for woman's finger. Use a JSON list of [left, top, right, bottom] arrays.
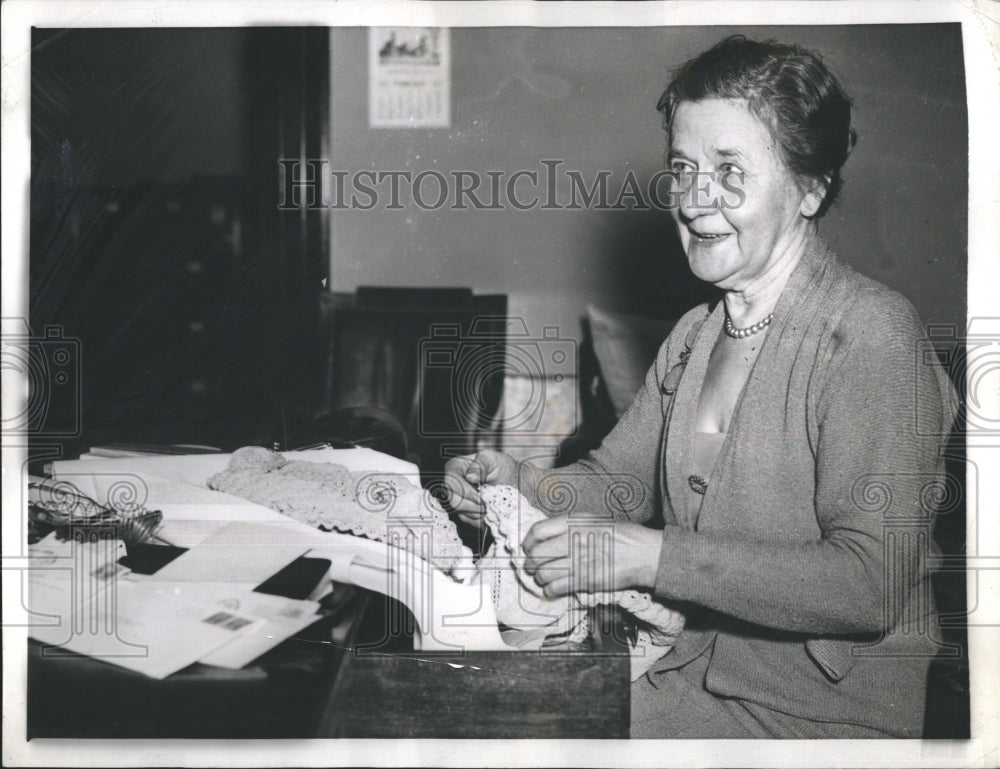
[[475, 450, 517, 486], [570, 532, 612, 593], [540, 575, 573, 599], [442, 455, 484, 513], [447, 454, 480, 483], [523, 533, 568, 573], [445, 484, 481, 514], [540, 561, 604, 596], [527, 534, 614, 594], [457, 510, 486, 528], [532, 560, 570, 587], [522, 514, 570, 552], [463, 458, 484, 486]]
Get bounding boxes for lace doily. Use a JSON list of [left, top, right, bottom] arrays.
[[478, 484, 685, 679], [207, 447, 472, 576]]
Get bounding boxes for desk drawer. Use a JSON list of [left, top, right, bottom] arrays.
[[322, 593, 631, 738]]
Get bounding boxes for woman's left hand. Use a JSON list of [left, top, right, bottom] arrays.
[[521, 514, 664, 598]]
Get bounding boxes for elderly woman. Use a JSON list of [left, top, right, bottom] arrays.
[[445, 36, 957, 739]]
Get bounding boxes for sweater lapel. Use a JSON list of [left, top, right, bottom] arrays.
[[692, 239, 833, 532], [664, 304, 723, 531]]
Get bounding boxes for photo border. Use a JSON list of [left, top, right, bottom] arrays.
[[3, 1, 997, 767]]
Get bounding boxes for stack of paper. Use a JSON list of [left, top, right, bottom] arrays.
[[27, 531, 323, 679], [32, 447, 515, 660]]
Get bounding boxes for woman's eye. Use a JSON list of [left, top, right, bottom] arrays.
[[667, 155, 695, 173]]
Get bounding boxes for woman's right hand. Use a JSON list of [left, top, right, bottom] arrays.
[[443, 450, 518, 527]]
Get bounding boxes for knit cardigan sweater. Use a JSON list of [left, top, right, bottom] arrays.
[[521, 241, 958, 736]]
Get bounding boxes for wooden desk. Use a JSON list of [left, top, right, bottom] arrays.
[[29, 590, 631, 739], [27, 447, 631, 739], [321, 593, 631, 739], [27, 597, 354, 739]]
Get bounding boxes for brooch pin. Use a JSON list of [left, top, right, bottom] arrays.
[[687, 475, 708, 495]]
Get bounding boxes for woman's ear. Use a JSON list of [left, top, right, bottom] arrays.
[[799, 176, 829, 218]]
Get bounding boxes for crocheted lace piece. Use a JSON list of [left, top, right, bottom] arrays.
[[479, 484, 685, 678], [477, 484, 587, 641], [207, 447, 471, 576]]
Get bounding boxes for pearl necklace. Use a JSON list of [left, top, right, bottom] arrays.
[[724, 312, 774, 339]]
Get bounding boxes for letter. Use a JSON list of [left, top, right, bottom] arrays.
[[719, 170, 747, 210], [506, 170, 539, 211], [691, 171, 719, 210], [352, 170, 378, 210], [329, 170, 350, 210], [452, 171, 490, 210], [413, 170, 448, 210], [278, 159, 328, 210], [647, 169, 684, 211], [540, 159, 562, 210], [611, 170, 650, 210], [566, 170, 611, 209], [482, 170, 504, 210], [377, 171, 412, 210]]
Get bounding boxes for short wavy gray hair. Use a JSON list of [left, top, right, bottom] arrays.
[[658, 35, 857, 217]]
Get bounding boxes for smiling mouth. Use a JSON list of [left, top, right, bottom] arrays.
[[690, 232, 731, 244]]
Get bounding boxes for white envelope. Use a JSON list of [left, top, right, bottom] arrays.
[[150, 520, 322, 584], [30, 576, 261, 680], [196, 588, 323, 669], [27, 535, 128, 647]]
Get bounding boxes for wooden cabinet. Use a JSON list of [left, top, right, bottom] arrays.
[[320, 288, 508, 483], [29, 28, 329, 458]]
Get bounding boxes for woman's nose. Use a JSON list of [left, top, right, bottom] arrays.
[[675, 170, 718, 221]]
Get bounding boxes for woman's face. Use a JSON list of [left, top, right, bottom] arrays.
[[668, 98, 821, 292]]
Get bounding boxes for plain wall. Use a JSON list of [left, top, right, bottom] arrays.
[[328, 24, 967, 344]]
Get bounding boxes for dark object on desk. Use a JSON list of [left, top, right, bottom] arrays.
[[321, 592, 631, 738], [253, 556, 331, 601], [283, 406, 409, 460], [115, 545, 331, 600], [355, 286, 475, 309], [27, 479, 166, 547], [117, 542, 187, 575], [87, 443, 222, 457]]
